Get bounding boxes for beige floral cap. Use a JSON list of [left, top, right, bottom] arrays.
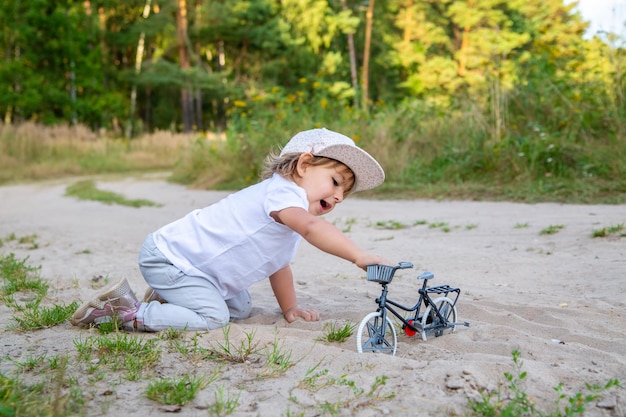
[[280, 128, 385, 192]]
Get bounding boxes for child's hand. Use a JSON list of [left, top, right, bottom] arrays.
[[354, 254, 393, 270], [284, 306, 320, 323]]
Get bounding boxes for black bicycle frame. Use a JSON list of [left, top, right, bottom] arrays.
[[376, 283, 425, 332], [376, 279, 457, 333]]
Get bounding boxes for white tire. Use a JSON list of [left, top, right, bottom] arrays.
[[356, 311, 397, 355]]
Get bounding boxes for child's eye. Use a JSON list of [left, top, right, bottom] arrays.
[[332, 178, 339, 186]]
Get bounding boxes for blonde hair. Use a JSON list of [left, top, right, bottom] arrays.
[[261, 151, 356, 195]]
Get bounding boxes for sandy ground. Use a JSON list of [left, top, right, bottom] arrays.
[[0, 176, 624, 416]]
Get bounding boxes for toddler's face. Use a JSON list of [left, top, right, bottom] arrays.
[[297, 164, 352, 216]]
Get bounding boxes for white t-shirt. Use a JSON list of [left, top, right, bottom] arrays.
[[153, 174, 308, 299]]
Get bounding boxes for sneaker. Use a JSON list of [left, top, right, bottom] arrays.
[[143, 287, 167, 303], [71, 278, 140, 327]]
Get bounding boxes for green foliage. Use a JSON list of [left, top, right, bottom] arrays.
[[0, 0, 127, 128], [1, 0, 620, 136]]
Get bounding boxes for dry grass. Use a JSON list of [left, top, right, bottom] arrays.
[[0, 121, 99, 141], [0, 122, 221, 184]]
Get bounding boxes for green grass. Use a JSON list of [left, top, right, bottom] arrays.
[[65, 179, 161, 208], [0, 251, 78, 330], [10, 302, 79, 330], [145, 374, 212, 406], [375, 220, 408, 230], [469, 350, 620, 417], [206, 386, 240, 416], [0, 233, 39, 250], [261, 332, 294, 378], [591, 223, 625, 238], [540, 225, 566, 235], [206, 326, 260, 363], [0, 356, 86, 417], [73, 332, 161, 381], [0, 252, 46, 300], [429, 221, 451, 232], [317, 321, 356, 343], [295, 364, 396, 414]]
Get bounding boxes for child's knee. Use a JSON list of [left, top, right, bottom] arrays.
[[201, 308, 231, 330], [226, 290, 252, 320]]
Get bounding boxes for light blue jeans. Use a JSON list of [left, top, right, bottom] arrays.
[[136, 234, 252, 331]]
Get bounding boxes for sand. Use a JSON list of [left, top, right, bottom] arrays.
[[0, 176, 624, 416]]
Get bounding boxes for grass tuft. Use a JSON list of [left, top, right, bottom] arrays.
[[206, 326, 260, 363], [146, 374, 212, 406], [65, 179, 161, 208], [261, 331, 294, 378], [317, 321, 355, 343], [591, 223, 624, 238], [540, 225, 565, 235], [73, 332, 161, 381], [0, 252, 77, 330], [0, 355, 86, 417]]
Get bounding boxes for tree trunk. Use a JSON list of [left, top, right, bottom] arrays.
[[361, 0, 375, 112], [126, 0, 152, 138], [177, 0, 194, 132], [216, 40, 226, 132], [195, 88, 203, 131], [341, 0, 359, 109], [193, 1, 204, 131]]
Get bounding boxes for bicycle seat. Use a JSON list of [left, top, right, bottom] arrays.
[[417, 271, 434, 280]]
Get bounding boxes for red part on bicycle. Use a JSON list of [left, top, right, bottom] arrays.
[[404, 319, 417, 337]]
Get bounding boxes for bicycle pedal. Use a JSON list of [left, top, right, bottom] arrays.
[[403, 319, 418, 337]]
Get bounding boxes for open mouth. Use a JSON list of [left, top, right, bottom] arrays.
[[320, 200, 330, 210]]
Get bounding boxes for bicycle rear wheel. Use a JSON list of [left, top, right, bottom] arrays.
[[356, 311, 397, 355], [420, 297, 457, 341]]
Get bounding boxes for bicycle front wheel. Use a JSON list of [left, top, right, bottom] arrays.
[[356, 311, 397, 355], [420, 297, 457, 341]]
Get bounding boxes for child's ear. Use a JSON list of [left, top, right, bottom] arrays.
[[296, 153, 314, 177]]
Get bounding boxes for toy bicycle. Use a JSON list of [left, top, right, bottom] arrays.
[[357, 262, 470, 355]]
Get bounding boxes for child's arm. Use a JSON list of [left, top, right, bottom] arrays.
[[269, 265, 319, 322], [274, 207, 390, 269]]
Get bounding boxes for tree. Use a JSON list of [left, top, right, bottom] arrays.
[[127, 0, 152, 138], [341, 0, 360, 109], [177, 0, 194, 132], [361, 0, 375, 111]]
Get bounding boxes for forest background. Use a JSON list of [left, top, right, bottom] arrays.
[[0, 0, 625, 203]]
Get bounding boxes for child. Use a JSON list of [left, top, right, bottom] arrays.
[[71, 128, 390, 331]]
